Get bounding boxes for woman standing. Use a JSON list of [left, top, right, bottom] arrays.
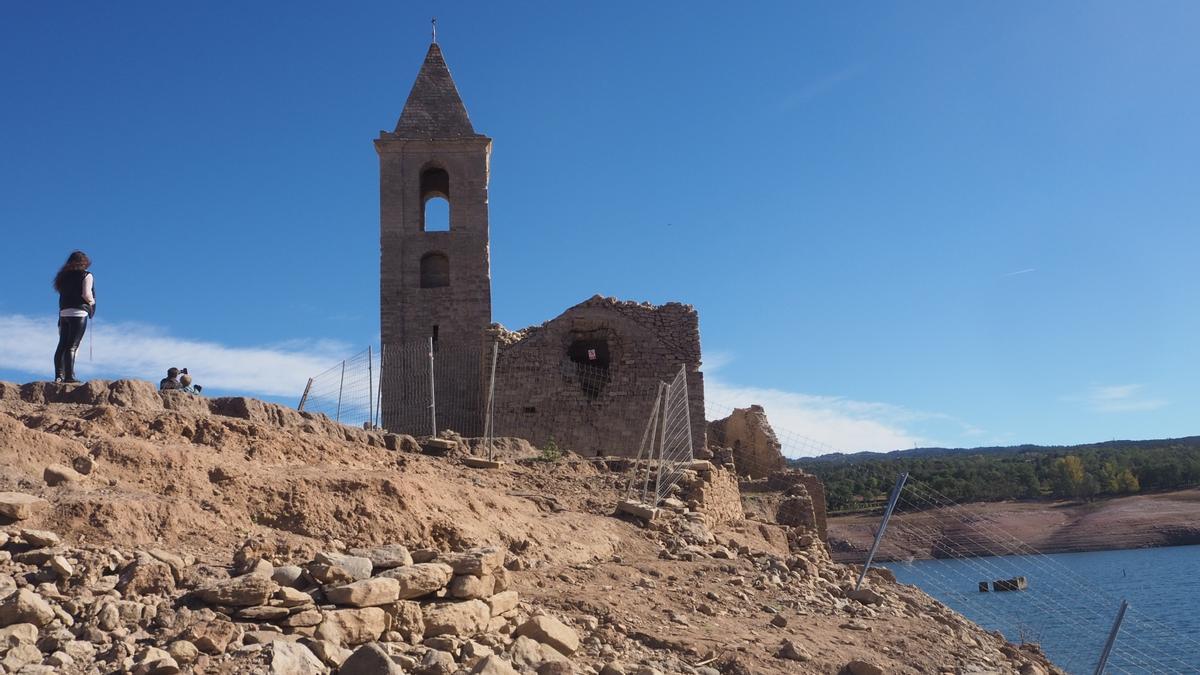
[[53, 251, 95, 383]]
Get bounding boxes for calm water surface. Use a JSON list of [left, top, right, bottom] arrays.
[[888, 545, 1200, 674]]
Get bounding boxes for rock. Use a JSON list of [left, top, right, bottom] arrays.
[[770, 614, 788, 628], [0, 493, 48, 521], [281, 609, 323, 628], [63, 640, 97, 662], [845, 661, 884, 675], [118, 555, 176, 597], [707, 405, 786, 478], [270, 641, 324, 675], [487, 590, 519, 616], [423, 599, 491, 637], [1020, 664, 1048, 675], [776, 639, 810, 661], [348, 544, 413, 570], [419, 649, 457, 675], [339, 641, 404, 675], [438, 547, 504, 576], [247, 558, 275, 578], [510, 635, 570, 670], [95, 602, 119, 631], [472, 655, 520, 675], [195, 574, 276, 606], [43, 463, 82, 486], [314, 552, 372, 581], [71, 454, 96, 475], [326, 577, 401, 607], [2, 643, 42, 671], [272, 565, 304, 588], [449, 574, 496, 600], [167, 640, 199, 664], [301, 638, 353, 668], [315, 607, 387, 646], [19, 529, 59, 546], [45, 651, 74, 668], [514, 615, 580, 655], [132, 647, 178, 675], [0, 622, 38, 646], [847, 588, 884, 606], [49, 555, 73, 578], [181, 620, 242, 654], [599, 663, 627, 675], [274, 586, 313, 607], [384, 600, 424, 642], [107, 379, 164, 408], [379, 562, 454, 599], [237, 605, 290, 621], [0, 589, 55, 627]]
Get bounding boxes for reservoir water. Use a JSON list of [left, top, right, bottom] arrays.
[[888, 545, 1200, 674]]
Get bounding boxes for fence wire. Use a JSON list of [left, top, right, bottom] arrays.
[[846, 476, 1200, 674], [297, 347, 379, 429]]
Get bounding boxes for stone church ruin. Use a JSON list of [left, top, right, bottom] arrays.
[[377, 42, 704, 456]]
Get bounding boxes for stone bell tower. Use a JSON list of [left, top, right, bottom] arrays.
[[377, 41, 493, 432]]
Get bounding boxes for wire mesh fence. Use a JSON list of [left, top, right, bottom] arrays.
[[842, 475, 1200, 673], [623, 366, 697, 507], [297, 347, 379, 429]]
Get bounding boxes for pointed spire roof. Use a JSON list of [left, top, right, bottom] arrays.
[[394, 43, 479, 139]]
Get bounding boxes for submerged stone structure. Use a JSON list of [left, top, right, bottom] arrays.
[[378, 41, 704, 454]]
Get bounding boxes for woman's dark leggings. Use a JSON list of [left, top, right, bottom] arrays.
[[54, 316, 88, 381]]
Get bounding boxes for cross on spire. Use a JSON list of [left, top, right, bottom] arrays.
[[431, 17, 437, 43]]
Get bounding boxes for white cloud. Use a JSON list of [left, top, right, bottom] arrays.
[[1078, 384, 1167, 413], [0, 314, 350, 398], [704, 377, 941, 456]]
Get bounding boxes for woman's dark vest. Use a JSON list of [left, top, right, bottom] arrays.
[[58, 270, 91, 311]]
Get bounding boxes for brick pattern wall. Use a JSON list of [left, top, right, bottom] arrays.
[[491, 296, 706, 457]]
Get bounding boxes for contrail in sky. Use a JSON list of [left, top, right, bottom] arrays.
[[1001, 268, 1037, 277]]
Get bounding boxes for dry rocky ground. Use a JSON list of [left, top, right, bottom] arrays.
[[0, 380, 1062, 674]]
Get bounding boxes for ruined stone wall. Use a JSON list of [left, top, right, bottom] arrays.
[[677, 461, 744, 527], [492, 296, 705, 457], [707, 405, 786, 479]]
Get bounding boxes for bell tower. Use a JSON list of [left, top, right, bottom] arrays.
[[377, 41, 492, 432]]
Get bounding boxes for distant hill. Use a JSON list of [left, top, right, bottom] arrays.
[[790, 436, 1200, 512]]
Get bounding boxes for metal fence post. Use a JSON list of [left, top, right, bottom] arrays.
[[1094, 600, 1129, 675], [428, 336, 437, 437], [335, 360, 345, 423], [855, 472, 909, 591], [367, 345, 374, 429], [375, 345, 384, 430], [484, 341, 498, 461], [653, 382, 670, 504], [297, 378, 313, 411]]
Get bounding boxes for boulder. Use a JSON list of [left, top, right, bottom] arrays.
[[845, 661, 885, 675], [0, 589, 55, 627], [847, 588, 884, 606], [301, 638, 353, 668], [0, 622, 38, 646], [340, 642, 404, 674], [182, 619, 242, 654], [348, 544, 413, 570], [71, 454, 96, 475], [449, 574, 496, 600], [2, 643, 42, 672], [514, 615, 580, 655], [106, 379, 164, 409], [269, 641, 324, 675], [420, 649, 458, 675], [326, 577, 401, 607], [195, 574, 276, 606], [776, 639, 811, 661], [509, 635, 570, 671], [314, 552, 373, 581], [18, 529, 59, 546], [118, 554, 176, 597], [167, 640, 199, 664], [379, 562, 454, 599], [274, 586, 313, 607], [384, 600, 424, 642], [423, 599, 490, 637], [438, 547, 504, 576], [472, 654, 521, 675], [43, 463, 82, 486], [487, 590, 519, 616], [272, 565, 304, 588], [315, 607, 387, 646]]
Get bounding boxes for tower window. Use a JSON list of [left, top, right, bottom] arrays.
[[420, 167, 451, 232], [420, 252, 450, 288]]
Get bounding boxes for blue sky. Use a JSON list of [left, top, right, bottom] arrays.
[[2, 2, 1197, 453]]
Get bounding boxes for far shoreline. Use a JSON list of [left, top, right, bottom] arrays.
[[826, 488, 1200, 563]]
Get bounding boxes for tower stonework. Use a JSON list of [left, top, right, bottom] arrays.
[[378, 43, 492, 432]]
